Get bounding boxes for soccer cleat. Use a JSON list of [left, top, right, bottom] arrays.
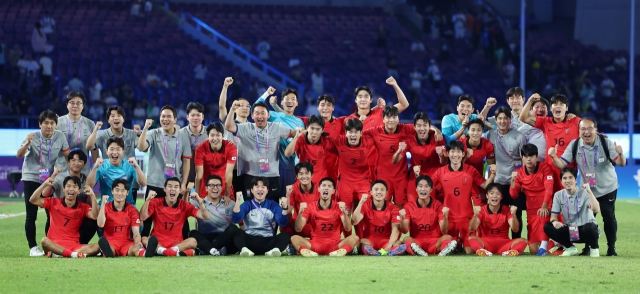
[[475, 249, 493, 256], [560, 246, 579, 257], [240, 247, 254, 257], [300, 249, 318, 257], [589, 248, 600, 257], [178, 249, 195, 257], [438, 240, 458, 257], [607, 247, 618, 256], [548, 245, 564, 255], [351, 247, 359, 255], [46, 251, 62, 258], [329, 249, 348, 257], [145, 236, 158, 258], [535, 248, 548, 256], [502, 250, 519, 256], [265, 248, 281, 257], [30, 246, 45, 257], [287, 245, 297, 256], [410, 243, 428, 256], [579, 247, 591, 256], [209, 248, 221, 256], [362, 245, 381, 256], [388, 244, 407, 256], [219, 247, 228, 256], [98, 237, 114, 258], [74, 252, 86, 258]]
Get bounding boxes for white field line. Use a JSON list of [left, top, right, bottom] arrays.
[[0, 210, 45, 219]]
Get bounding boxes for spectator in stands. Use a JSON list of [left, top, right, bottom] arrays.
[[89, 102, 104, 122], [411, 39, 425, 54], [147, 99, 160, 118], [613, 54, 627, 71], [31, 22, 54, 54], [439, 41, 450, 61], [39, 11, 56, 36], [291, 65, 304, 83], [257, 40, 271, 60], [26, 54, 40, 81], [194, 59, 207, 87], [452, 10, 467, 39], [9, 44, 22, 80], [386, 55, 399, 78], [502, 59, 515, 87], [133, 102, 146, 126], [409, 67, 424, 104], [609, 106, 626, 133], [145, 69, 167, 88], [26, 70, 37, 95], [600, 74, 615, 99], [130, 0, 142, 18], [427, 59, 441, 89], [16, 54, 29, 92], [89, 78, 102, 102], [311, 67, 324, 94], [144, 1, 153, 20], [449, 83, 464, 100], [104, 91, 118, 106], [66, 74, 83, 94], [176, 102, 187, 127], [39, 53, 52, 97]]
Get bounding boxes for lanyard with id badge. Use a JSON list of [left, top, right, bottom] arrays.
[[255, 126, 270, 174], [581, 146, 598, 187], [564, 191, 581, 241], [38, 132, 54, 183], [67, 120, 83, 147], [163, 135, 180, 178]]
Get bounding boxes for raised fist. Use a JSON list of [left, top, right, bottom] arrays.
[[338, 202, 347, 212], [148, 191, 157, 200], [485, 97, 497, 108], [133, 124, 142, 135], [398, 209, 406, 218], [267, 86, 276, 95], [298, 202, 307, 212], [102, 195, 110, 204], [144, 119, 154, 129], [385, 76, 397, 86], [413, 165, 421, 177], [128, 157, 138, 167], [510, 205, 518, 216], [224, 77, 234, 86], [269, 95, 277, 105], [25, 133, 35, 144], [398, 142, 407, 152], [95, 121, 103, 130], [442, 207, 450, 215], [94, 158, 104, 168]]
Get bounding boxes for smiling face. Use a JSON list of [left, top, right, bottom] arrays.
[[414, 119, 430, 140], [39, 118, 57, 137], [106, 142, 124, 165], [251, 181, 268, 202], [468, 122, 483, 142], [507, 94, 524, 113], [296, 167, 312, 186], [561, 171, 577, 190], [164, 180, 181, 203], [370, 183, 387, 201], [355, 90, 372, 109], [532, 101, 548, 117], [187, 109, 204, 128], [281, 93, 298, 114], [62, 180, 80, 202], [159, 109, 177, 131], [108, 110, 124, 130], [416, 179, 432, 200], [456, 100, 474, 118], [307, 123, 323, 142], [448, 148, 464, 165], [318, 181, 335, 201], [317, 100, 334, 119], [522, 154, 538, 169], [496, 112, 511, 132], [383, 114, 399, 131], [251, 106, 269, 129], [579, 119, 597, 145], [112, 183, 129, 203], [208, 129, 223, 149], [67, 97, 84, 116], [550, 102, 568, 120], [68, 154, 86, 174], [346, 129, 362, 146], [206, 178, 222, 199], [486, 186, 502, 207], [236, 100, 251, 118]]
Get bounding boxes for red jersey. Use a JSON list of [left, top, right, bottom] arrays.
[[300, 116, 346, 137], [509, 162, 555, 209], [302, 200, 344, 241], [403, 198, 444, 239], [293, 135, 333, 184], [364, 124, 415, 179], [43, 198, 91, 245], [459, 137, 495, 175], [534, 116, 580, 168], [194, 140, 237, 197], [148, 198, 199, 243], [477, 205, 512, 239], [327, 136, 374, 182], [404, 131, 446, 179], [430, 164, 485, 222], [103, 202, 141, 242], [346, 108, 384, 131], [289, 182, 321, 218], [359, 199, 400, 240]]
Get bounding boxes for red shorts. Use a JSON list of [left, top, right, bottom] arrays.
[[413, 237, 439, 255], [526, 210, 550, 243], [449, 220, 471, 247], [337, 179, 370, 211], [379, 175, 408, 205], [364, 237, 389, 250], [478, 237, 514, 254], [309, 239, 341, 255], [153, 234, 182, 248], [110, 239, 135, 257], [55, 240, 85, 252], [281, 215, 312, 238]]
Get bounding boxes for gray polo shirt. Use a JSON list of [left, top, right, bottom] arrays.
[[21, 130, 69, 183], [94, 128, 138, 159], [53, 171, 89, 203], [484, 128, 526, 185], [179, 125, 207, 184], [561, 138, 620, 197], [56, 115, 96, 175], [487, 112, 524, 130], [190, 197, 235, 235], [143, 128, 192, 188], [518, 123, 546, 162], [234, 122, 290, 177], [551, 188, 597, 226]]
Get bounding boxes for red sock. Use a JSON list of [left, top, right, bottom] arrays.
[[404, 240, 416, 255], [440, 239, 452, 251], [182, 249, 195, 256], [62, 249, 72, 258], [162, 249, 177, 257], [341, 244, 353, 253], [511, 241, 527, 253], [138, 250, 146, 257], [299, 246, 308, 251], [390, 245, 398, 252], [468, 238, 483, 252]]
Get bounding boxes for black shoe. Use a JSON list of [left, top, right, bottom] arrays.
[[145, 236, 158, 257], [98, 237, 114, 258], [579, 247, 591, 256], [607, 247, 618, 256], [219, 246, 228, 256]]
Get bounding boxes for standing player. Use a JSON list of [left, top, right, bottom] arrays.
[[469, 183, 527, 256], [458, 119, 495, 175], [282, 162, 321, 237], [140, 177, 210, 257], [481, 87, 527, 130], [510, 144, 554, 255], [97, 179, 157, 257], [441, 95, 485, 141], [194, 122, 236, 202], [517, 97, 549, 162], [352, 180, 407, 256], [291, 177, 359, 257], [29, 176, 100, 258], [284, 115, 332, 184], [400, 176, 458, 256], [179, 102, 208, 189], [56, 92, 97, 174]]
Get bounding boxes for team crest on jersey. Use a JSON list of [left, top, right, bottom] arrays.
[[462, 176, 468, 185], [124, 218, 129, 226], [136, 219, 141, 224], [121, 175, 127, 179], [383, 216, 389, 223], [565, 128, 570, 134]]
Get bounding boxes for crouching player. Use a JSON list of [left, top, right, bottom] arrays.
[[400, 175, 457, 256], [352, 180, 407, 256], [291, 178, 359, 257], [97, 179, 156, 257], [281, 162, 320, 238], [140, 177, 210, 256], [30, 176, 100, 258], [469, 183, 527, 256]]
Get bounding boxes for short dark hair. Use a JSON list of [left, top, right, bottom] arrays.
[[251, 176, 269, 187], [383, 105, 399, 118], [66, 92, 86, 104], [520, 144, 538, 157], [506, 87, 525, 100], [413, 112, 431, 125], [415, 175, 433, 188], [253, 101, 270, 113], [533, 97, 550, 109], [457, 94, 474, 106], [68, 149, 88, 164], [295, 162, 314, 175], [344, 118, 363, 132], [317, 94, 335, 106], [550, 94, 569, 106], [186, 102, 204, 114], [206, 174, 222, 184], [467, 118, 484, 130], [164, 177, 181, 187], [446, 140, 465, 152], [485, 183, 501, 195], [354, 86, 372, 99], [160, 105, 177, 118], [561, 167, 578, 179], [206, 122, 225, 136], [39, 110, 58, 125], [494, 106, 511, 118], [307, 115, 325, 129], [106, 105, 126, 120], [63, 176, 81, 188], [318, 177, 336, 188], [370, 179, 388, 191], [281, 88, 298, 100], [112, 178, 130, 192], [579, 117, 598, 128], [106, 137, 125, 150]]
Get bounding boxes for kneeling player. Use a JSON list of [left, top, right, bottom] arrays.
[[140, 177, 210, 256], [352, 180, 407, 256], [30, 176, 100, 258], [469, 184, 527, 256], [291, 177, 359, 257], [97, 179, 156, 257], [400, 176, 457, 256]]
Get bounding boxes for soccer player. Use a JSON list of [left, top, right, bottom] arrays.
[[140, 177, 210, 257], [97, 179, 156, 257], [430, 140, 496, 254], [29, 176, 100, 258], [55, 92, 98, 174], [282, 162, 321, 237], [520, 94, 580, 192], [517, 97, 549, 162], [469, 183, 527, 256], [17, 110, 70, 256], [285, 115, 332, 184], [481, 87, 527, 130], [179, 102, 208, 188], [188, 175, 239, 256], [230, 177, 290, 256], [291, 177, 359, 257], [352, 180, 407, 256], [400, 176, 458, 256], [458, 119, 495, 176], [510, 144, 554, 255], [194, 122, 237, 202]]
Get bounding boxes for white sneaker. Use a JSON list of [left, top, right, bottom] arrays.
[[561, 246, 579, 257], [590, 248, 600, 257], [30, 246, 45, 257], [265, 248, 281, 257], [438, 240, 458, 256], [239, 247, 254, 257], [209, 248, 220, 256], [410, 243, 428, 256]]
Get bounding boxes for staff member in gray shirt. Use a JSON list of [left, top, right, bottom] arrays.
[[544, 167, 601, 257], [481, 87, 527, 130], [179, 102, 208, 187], [548, 117, 626, 256], [55, 92, 97, 174]]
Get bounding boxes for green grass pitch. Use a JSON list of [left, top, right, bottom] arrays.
[[1, 198, 639, 293]]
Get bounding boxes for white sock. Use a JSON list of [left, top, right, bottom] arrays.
[[210, 248, 219, 255], [71, 252, 79, 258], [540, 241, 549, 250], [171, 246, 180, 252], [157, 246, 166, 254]]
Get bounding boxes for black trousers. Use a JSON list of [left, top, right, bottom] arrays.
[[498, 183, 525, 239], [595, 190, 617, 247], [243, 174, 280, 203], [24, 181, 42, 249], [132, 188, 139, 204], [231, 229, 290, 255], [141, 186, 190, 239], [544, 222, 599, 249], [232, 172, 245, 200], [188, 226, 239, 254]]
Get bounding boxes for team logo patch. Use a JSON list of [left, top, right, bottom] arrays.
[[396, 216, 401, 220], [565, 128, 570, 134], [383, 216, 389, 223], [546, 176, 553, 180], [136, 219, 141, 224], [462, 176, 468, 185], [232, 156, 237, 160], [490, 153, 495, 157]]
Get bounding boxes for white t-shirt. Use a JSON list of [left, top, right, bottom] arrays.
[[39, 56, 52, 75], [600, 79, 614, 97], [311, 73, 323, 93], [411, 42, 425, 52], [90, 82, 102, 102], [503, 63, 515, 77], [410, 71, 422, 89], [194, 64, 207, 80], [26, 60, 40, 73], [427, 64, 441, 81]]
